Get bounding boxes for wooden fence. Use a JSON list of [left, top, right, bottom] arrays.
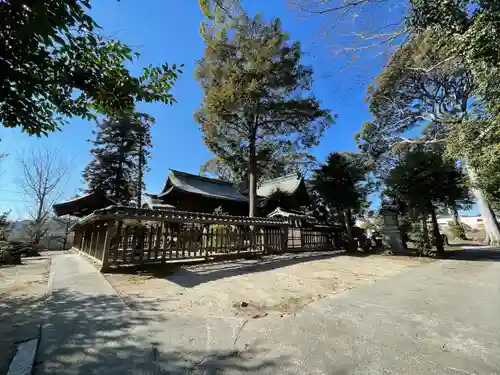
[[71, 206, 339, 271]]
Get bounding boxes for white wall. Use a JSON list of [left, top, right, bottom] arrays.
[[437, 215, 485, 230]]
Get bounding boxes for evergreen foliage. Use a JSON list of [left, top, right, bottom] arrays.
[[196, 12, 333, 216], [83, 113, 154, 205]]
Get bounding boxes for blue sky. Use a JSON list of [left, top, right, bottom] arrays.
[[0, 0, 436, 218]]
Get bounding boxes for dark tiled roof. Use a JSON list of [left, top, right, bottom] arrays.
[[53, 191, 116, 217], [159, 170, 248, 202]]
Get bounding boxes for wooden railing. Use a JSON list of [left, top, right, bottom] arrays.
[[71, 206, 341, 271], [71, 206, 290, 270]]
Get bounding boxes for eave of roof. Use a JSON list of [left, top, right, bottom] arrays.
[[257, 174, 304, 197], [52, 191, 116, 217], [267, 207, 317, 222], [158, 169, 248, 202]]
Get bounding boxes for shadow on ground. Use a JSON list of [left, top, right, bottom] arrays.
[[447, 242, 487, 248], [444, 247, 500, 262], [1, 288, 287, 374], [116, 251, 357, 288]]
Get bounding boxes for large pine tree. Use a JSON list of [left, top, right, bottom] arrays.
[[196, 13, 333, 216], [83, 113, 153, 205]]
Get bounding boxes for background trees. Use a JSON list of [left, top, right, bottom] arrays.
[[312, 152, 372, 250], [0, 0, 182, 135], [385, 149, 471, 254], [196, 13, 333, 216], [82, 113, 154, 205], [15, 148, 69, 245]]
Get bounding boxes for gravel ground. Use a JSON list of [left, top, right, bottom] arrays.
[[0, 255, 51, 375], [105, 251, 433, 319]]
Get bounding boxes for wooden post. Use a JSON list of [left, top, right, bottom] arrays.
[[96, 223, 107, 260], [238, 227, 244, 254], [154, 222, 163, 261], [174, 225, 180, 260], [130, 227, 139, 263], [203, 227, 209, 260], [73, 227, 83, 251], [101, 220, 115, 272], [281, 226, 288, 253], [89, 224, 97, 257], [83, 228, 91, 254], [165, 224, 172, 261], [112, 221, 123, 266], [122, 226, 129, 264], [146, 224, 154, 262]]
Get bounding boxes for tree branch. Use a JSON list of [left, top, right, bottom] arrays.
[[406, 55, 458, 74]]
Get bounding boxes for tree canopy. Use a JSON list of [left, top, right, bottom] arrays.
[[385, 148, 471, 253], [0, 0, 182, 135], [82, 113, 154, 205], [196, 12, 333, 216], [311, 152, 372, 247]]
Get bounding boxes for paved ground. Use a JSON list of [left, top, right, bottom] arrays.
[[0, 255, 51, 375], [34, 249, 500, 374], [106, 251, 431, 319]]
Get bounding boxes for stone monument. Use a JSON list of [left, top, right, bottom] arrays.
[[380, 207, 406, 254]]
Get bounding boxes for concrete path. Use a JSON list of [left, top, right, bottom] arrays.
[[231, 248, 500, 375], [35, 249, 500, 374], [33, 253, 169, 375], [34, 253, 248, 375]]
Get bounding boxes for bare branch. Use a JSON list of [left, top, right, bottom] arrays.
[[291, 0, 387, 15], [406, 55, 458, 74], [396, 137, 447, 145], [14, 147, 69, 244]]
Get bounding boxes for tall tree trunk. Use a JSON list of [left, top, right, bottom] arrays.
[[430, 205, 444, 255], [451, 205, 467, 240], [344, 209, 356, 252], [248, 139, 257, 217], [137, 133, 144, 208], [466, 164, 500, 244], [115, 152, 124, 203], [32, 198, 45, 245], [62, 215, 70, 250], [421, 215, 429, 245]]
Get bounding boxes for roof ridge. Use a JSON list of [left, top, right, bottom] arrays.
[[259, 173, 301, 185], [170, 169, 234, 186]]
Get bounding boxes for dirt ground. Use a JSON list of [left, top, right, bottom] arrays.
[[0, 255, 51, 375], [106, 251, 433, 319]]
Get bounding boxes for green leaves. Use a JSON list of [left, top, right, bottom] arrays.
[[0, 0, 182, 136], [196, 12, 333, 179], [385, 149, 471, 213], [196, 12, 333, 215], [82, 113, 154, 204], [312, 152, 372, 215]]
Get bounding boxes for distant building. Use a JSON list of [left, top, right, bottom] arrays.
[[53, 170, 313, 218], [436, 214, 485, 231]]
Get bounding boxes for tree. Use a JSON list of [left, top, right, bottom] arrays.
[[0, 0, 182, 136], [356, 28, 500, 243], [83, 113, 154, 205], [202, 0, 406, 59], [15, 148, 69, 245], [131, 114, 154, 208], [408, 0, 500, 119], [311, 152, 372, 251], [199, 0, 241, 20], [200, 157, 243, 183], [358, 31, 473, 149], [196, 13, 333, 216], [200, 152, 318, 186], [385, 149, 470, 254]]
